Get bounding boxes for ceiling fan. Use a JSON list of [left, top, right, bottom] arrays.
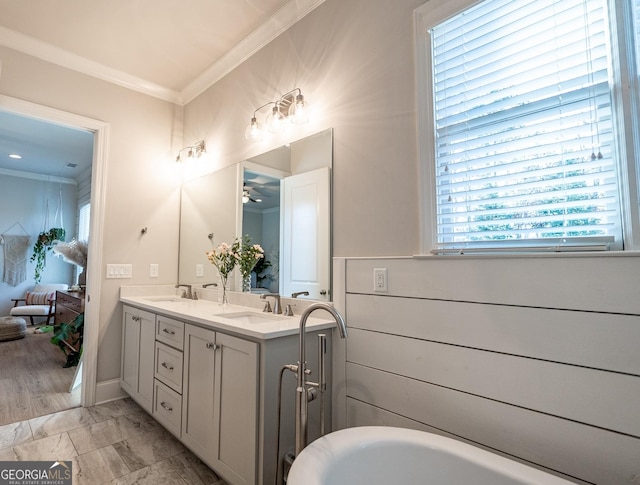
[[243, 185, 262, 204]]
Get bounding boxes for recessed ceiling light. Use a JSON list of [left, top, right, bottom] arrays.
[[9, 154, 22, 159]]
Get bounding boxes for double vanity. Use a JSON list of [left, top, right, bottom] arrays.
[[119, 286, 336, 485]]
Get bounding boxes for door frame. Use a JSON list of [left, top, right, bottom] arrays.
[[0, 94, 108, 407]]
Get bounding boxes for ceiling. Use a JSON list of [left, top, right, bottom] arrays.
[[0, 0, 323, 179], [0, 110, 94, 181]]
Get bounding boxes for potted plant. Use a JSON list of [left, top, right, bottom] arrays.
[[31, 227, 66, 283], [50, 312, 83, 368]]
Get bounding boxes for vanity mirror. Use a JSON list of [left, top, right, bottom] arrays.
[[178, 128, 332, 301]]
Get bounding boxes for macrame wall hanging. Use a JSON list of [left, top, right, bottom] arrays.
[[1, 221, 30, 286]]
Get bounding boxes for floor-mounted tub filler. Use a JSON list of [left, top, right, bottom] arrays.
[[287, 426, 575, 485]]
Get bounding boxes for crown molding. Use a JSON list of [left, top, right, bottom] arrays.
[[0, 166, 76, 185], [181, 0, 325, 104], [0, 26, 182, 104], [0, 0, 325, 106]]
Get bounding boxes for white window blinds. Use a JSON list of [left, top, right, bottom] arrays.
[[430, 0, 622, 251], [78, 203, 91, 243]]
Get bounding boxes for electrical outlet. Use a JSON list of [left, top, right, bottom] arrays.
[[196, 264, 204, 277], [149, 263, 159, 277], [373, 268, 388, 292]]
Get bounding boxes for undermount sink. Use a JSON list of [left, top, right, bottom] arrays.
[[144, 296, 187, 302], [221, 311, 287, 324]]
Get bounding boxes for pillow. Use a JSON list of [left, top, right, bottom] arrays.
[[25, 291, 55, 305]]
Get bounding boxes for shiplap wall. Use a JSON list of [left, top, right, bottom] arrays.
[[337, 256, 640, 485]]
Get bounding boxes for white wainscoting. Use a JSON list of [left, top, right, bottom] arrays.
[[339, 255, 640, 485]]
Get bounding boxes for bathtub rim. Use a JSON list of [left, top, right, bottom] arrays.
[[287, 426, 576, 485]]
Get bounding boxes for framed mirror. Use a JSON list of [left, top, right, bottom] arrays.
[[178, 128, 333, 301]]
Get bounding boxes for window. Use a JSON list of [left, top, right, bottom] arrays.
[[78, 202, 91, 243], [416, 0, 640, 253]]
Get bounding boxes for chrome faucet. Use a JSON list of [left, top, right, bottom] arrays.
[[202, 282, 218, 288], [294, 302, 348, 456], [176, 284, 193, 299], [291, 291, 309, 298], [260, 293, 282, 314]]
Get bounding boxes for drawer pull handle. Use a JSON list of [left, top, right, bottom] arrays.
[[161, 362, 174, 371], [160, 401, 173, 412], [206, 342, 218, 350], [162, 328, 176, 335]]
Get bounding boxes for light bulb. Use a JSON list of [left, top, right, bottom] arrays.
[[289, 94, 310, 125], [266, 104, 286, 134], [245, 117, 263, 142]]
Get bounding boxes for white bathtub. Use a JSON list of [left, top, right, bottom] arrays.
[[287, 426, 574, 485]]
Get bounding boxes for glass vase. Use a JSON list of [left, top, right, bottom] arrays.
[[218, 274, 229, 305], [242, 272, 252, 293]]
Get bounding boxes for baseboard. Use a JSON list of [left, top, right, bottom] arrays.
[[95, 378, 127, 405]]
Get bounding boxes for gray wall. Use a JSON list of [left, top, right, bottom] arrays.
[[182, 1, 640, 481], [340, 256, 640, 484], [0, 44, 179, 385]]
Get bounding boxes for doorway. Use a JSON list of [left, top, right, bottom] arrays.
[[0, 94, 108, 419]]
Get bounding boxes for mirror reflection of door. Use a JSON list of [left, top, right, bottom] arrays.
[[242, 166, 331, 299], [242, 170, 281, 293], [281, 167, 330, 300]]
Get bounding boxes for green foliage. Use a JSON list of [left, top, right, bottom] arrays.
[[237, 234, 264, 276], [51, 312, 83, 368], [30, 227, 65, 283], [253, 256, 274, 287]]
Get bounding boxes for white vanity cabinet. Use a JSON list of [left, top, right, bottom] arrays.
[[182, 324, 258, 485], [152, 315, 185, 437], [119, 298, 332, 485], [120, 305, 155, 413]]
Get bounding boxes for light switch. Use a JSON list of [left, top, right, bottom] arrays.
[[106, 264, 133, 279]]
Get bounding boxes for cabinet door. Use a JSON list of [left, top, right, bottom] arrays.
[[212, 332, 258, 485], [120, 306, 155, 413], [181, 323, 217, 461]]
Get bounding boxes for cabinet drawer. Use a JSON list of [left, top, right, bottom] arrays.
[[156, 316, 184, 350], [153, 379, 182, 438], [155, 341, 183, 393], [56, 292, 83, 312]]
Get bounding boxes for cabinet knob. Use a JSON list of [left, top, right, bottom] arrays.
[[206, 342, 218, 350]]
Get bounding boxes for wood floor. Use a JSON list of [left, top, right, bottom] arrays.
[[0, 327, 80, 426]]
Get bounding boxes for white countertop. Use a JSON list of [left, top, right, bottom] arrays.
[[120, 293, 337, 340]]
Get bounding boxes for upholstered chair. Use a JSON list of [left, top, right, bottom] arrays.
[[10, 283, 69, 325]]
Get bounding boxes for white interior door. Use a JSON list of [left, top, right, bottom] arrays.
[[281, 167, 330, 300]]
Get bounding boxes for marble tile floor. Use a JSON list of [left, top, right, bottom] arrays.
[[0, 397, 229, 485]]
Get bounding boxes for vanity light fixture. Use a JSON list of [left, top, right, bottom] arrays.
[[245, 88, 310, 142], [175, 140, 206, 162]]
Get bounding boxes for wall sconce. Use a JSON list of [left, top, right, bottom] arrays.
[[245, 88, 310, 142], [176, 140, 206, 162]]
